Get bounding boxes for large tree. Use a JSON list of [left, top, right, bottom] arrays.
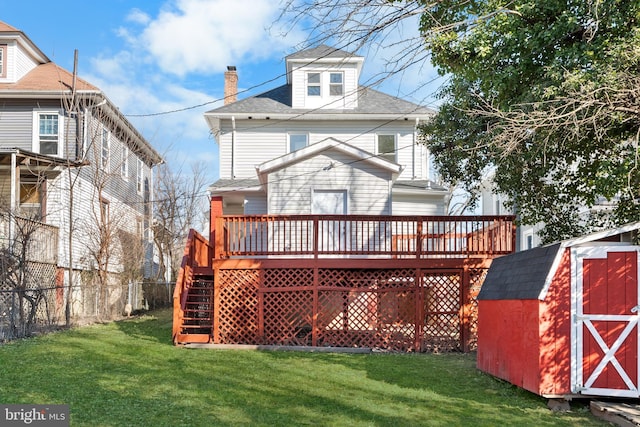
[[279, 0, 640, 243], [420, 0, 640, 242]]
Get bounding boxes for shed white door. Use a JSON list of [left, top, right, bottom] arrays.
[[312, 190, 347, 253], [572, 246, 640, 397]]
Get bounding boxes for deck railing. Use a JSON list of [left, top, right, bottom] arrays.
[[214, 215, 516, 259], [172, 229, 212, 342]]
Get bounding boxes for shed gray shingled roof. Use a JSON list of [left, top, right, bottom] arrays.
[[477, 243, 561, 300], [206, 84, 434, 116]]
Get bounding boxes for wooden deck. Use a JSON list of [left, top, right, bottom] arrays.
[[173, 203, 517, 351]]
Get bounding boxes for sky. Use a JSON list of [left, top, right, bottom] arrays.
[[0, 0, 444, 185]]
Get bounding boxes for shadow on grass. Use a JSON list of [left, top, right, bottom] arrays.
[[113, 309, 175, 346]]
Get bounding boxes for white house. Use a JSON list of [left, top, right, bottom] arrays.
[[204, 45, 449, 216]]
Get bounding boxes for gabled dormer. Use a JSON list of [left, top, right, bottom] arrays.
[[0, 21, 49, 83], [286, 45, 364, 110]]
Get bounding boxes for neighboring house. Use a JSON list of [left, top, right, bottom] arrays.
[[0, 22, 163, 317], [204, 45, 449, 216], [480, 178, 544, 251], [480, 176, 617, 251]]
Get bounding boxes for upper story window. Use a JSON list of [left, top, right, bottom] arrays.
[[329, 73, 343, 96], [137, 158, 144, 194], [0, 45, 6, 78], [289, 134, 308, 152], [377, 134, 397, 163], [101, 126, 110, 169], [307, 73, 321, 96], [121, 145, 129, 180], [33, 111, 63, 157]]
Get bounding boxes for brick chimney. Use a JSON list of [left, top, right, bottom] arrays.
[[224, 66, 238, 105]]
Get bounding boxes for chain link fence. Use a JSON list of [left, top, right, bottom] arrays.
[[0, 281, 174, 342]]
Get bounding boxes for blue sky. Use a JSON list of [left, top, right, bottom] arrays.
[[1, 0, 443, 184]]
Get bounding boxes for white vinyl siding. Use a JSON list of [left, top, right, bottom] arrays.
[[267, 150, 392, 215], [292, 64, 359, 109], [13, 42, 39, 82], [391, 194, 445, 216], [218, 119, 421, 181]]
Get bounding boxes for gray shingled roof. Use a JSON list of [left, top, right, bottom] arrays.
[[206, 84, 434, 116], [285, 45, 362, 61], [209, 178, 261, 191], [477, 243, 561, 300]]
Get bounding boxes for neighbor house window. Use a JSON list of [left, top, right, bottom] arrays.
[[137, 158, 144, 194], [101, 126, 110, 169], [0, 45, 6, 78], [100, 198, 109, 224], [33, 112, 62, 156], [20, 179, 44, 220], [307, 72, 321, 96], [289, 134, 308, 152], [121, 145, 129, 180], [329, 72, 343, 96], [377, 134, 396, 162]]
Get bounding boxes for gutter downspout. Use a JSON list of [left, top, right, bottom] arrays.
[[231, 116, 236, 178], [9, 152, 16, 242]]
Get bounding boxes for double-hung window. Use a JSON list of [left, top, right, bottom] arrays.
[[0, 45, 6, 78], [121, 145, 129, 180], [329, 72, 343, 96], [137, 158, 144, 194], [101, 126, 110, 169], [34, 111, 62, 156], [289, 134, 308, 152], [307, 73, 321, 96], [377, 134, 396, 163]]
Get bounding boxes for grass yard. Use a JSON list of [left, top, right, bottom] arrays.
[[0, 309, 608, 426]]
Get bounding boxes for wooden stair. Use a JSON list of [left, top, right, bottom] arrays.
[[177, 272, 213, 343]]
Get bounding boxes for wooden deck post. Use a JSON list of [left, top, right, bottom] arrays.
[[210, 196, 223, 259]]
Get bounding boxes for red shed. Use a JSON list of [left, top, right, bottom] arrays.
[[477, 222, 640, 398]]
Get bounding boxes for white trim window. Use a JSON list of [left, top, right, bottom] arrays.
[[288, 133, 308, 153], [307, 72, 321, 96], [137, 158, 144, 194], [329, 72, 343, 96], [33, 110, 63, 156], [0, 45, 6, 78], [121, 145, 129, 180], [377, 134, 396, 163], [101, 126, 110, 169]]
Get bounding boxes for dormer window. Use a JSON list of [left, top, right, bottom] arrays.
[[329, 72, 343, 96], [0, 45, 6, 78], [307, 73, 321, 96]]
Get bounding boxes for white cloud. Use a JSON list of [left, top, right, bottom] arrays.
[[138, 0, 292, 76], [126, 8, 151, 25]]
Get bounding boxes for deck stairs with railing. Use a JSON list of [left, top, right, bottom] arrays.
[[172, 230, 214, 344]]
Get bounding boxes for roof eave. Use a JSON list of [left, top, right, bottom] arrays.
[[204, 112, 432, 121]]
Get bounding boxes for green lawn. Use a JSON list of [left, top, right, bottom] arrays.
[[0, 310, 608, 426]]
